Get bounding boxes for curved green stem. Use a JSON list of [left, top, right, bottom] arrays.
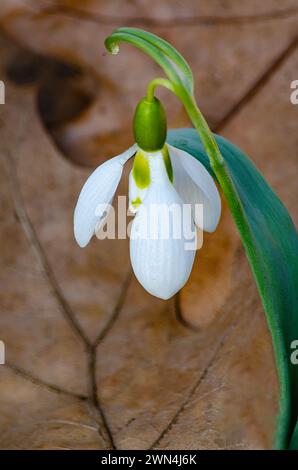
[[115, 27, 194, 93], [146, 78, 177, 102], [105, 32, 183, 88]]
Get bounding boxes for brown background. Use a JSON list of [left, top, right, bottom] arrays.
[[0, 0, 297, 449]]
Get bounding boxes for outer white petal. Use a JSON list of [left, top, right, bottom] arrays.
[[74, 145, 136, 247], [168, 144, 221, 232], [130, 151, 196, 300]]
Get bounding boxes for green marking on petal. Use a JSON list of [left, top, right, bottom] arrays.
[[131, 197, 142, 208], [162, 145, 173, 183], [132, 150, 151, 189]]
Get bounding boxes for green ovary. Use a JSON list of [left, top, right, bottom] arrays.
[[132, 151, 151, 189]]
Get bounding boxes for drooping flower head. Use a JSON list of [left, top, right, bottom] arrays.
[[74, 96, 221, 299]]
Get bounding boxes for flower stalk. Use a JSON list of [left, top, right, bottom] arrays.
[[104, 27, 298, 450]]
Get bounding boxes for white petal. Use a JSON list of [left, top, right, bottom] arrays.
[[74, 145, 136, 247], [130, 161, 196, 300], [168, 144, 221, 232]]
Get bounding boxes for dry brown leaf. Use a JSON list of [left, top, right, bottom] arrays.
[[0, 1, 297, 450]]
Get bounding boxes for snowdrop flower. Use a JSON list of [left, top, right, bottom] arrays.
[[74, 97, 221, 299]]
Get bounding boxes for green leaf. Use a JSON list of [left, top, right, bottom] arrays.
[[168, 128, 298, 450]]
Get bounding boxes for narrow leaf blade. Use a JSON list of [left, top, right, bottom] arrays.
[[168, 128, 298, 449]]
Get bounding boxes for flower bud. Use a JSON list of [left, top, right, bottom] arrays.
[[133, 97, 167, 151]]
